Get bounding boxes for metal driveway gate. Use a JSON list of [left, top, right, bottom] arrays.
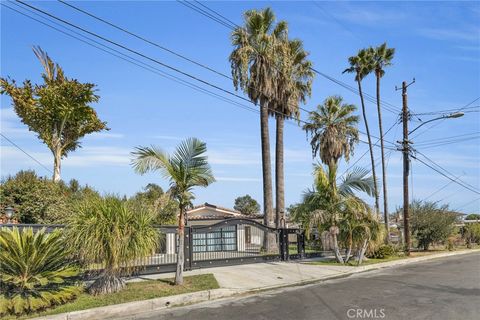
[[185, 218, 282, 270]]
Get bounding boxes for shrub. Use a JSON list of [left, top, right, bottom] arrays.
[[0, 170, 100, 223], [409, 200, 458, 250], [67, 196, 159, 295], [370, 244, 396, 259], [0, 227, 81, 317], [462, 223, 480, 248]]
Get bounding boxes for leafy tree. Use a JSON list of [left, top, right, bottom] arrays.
[[465, 213, 480, 220], [343, 49, 380, 214], [132, 183, 164, 203], [273, 38, 314, 227], [67, 196, 158, 294], [371, 43, 395, 242], [234, 195, 260, 215], [131, 138, 215, 285], [129, 184, 178, 225], [230, 9, 286, 250], [303, 95, 359, 170], [0, 170, 72, 223], [0, 47, 108, 182], [0, 227, 81, 316], [408, 200, 458, 250]]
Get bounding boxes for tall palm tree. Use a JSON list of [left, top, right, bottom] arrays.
[[131, 138, 215, 285], [274, 38, 314, 227], [303, 95, 359, 172], [343, 49, 380, 214], [230, 8, 287, 251], [371, 43, 395, 242]]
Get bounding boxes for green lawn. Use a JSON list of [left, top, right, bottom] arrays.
[[9, 274, 219, 320], [307, 255, 404, 266], [288, 244, 321, 254]]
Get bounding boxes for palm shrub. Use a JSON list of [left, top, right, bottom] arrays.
[[0, 227, 81, 317], [131, 138, 215, 285], [300, 164, 375, 264], [67, 196, 159, 295]]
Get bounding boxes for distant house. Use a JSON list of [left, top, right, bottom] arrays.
[[164, 203, 263, 254], [186, 202, 262, 225]]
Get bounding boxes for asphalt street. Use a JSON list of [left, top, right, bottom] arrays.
[[123, 252, 480, 320]]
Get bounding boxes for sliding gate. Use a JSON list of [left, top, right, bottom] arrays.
[[185, 219, 282, 270]]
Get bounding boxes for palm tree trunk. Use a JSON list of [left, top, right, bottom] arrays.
[[332, 232, 344, 264], [357, 78, 380, 214], [275, 116, 285, 228], [175, 206, 185, 285], [345, 235, 353, 262], [376, 73, 390, 243], [357, 238, 369, 265], [260, 100, 276, 253]]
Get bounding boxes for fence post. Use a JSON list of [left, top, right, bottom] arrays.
[[279, 229, 289, 261], [184, 227, 193, 271], [297, 231, 305, 259]]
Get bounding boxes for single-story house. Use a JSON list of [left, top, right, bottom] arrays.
[[165, 203, 264, 254]]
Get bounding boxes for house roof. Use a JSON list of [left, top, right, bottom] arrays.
[[186, 202, 262, 220]]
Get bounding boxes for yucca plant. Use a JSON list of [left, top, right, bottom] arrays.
[[0, 227, 81, 317], [67, 196, 159, 295]]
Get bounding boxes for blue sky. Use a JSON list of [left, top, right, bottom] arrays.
[[1, 1, 479, 214]]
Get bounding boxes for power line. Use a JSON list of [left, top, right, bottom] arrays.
[[16, 0, 257, 104], [177, 0, 237, 30], [5, 0, 384, 153], [454, 198, 480, 212], [3, 2, 262, 117], [338, 119, 399, 178], [415, 132, 480, 145], [411, 105, 480, 116], [192, 0, 239, 29], [56, 0, 318, 120], [15, 0, 308, 123], [415, 149, 479, 191], [11, 1, 400, 148], [416, 136, 480, 150], [411, 154, 480, 195], [57, 0, 232, 81], [424, 173, 465, 201], [177, 0, 403, 115], [0, 132, 53, 174], [411, 97, 480, 139]]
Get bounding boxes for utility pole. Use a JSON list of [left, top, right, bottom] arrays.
[[397, 79, 415, 256]]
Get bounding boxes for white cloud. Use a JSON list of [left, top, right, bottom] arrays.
[[86, 132, 125, 139], [330, 6, 408, 25], [418, 27, 480, 42], [151, 135, 183, 141], [1, 145, 131, 168], [208, 148, 261, 165]]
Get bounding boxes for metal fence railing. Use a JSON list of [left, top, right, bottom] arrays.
[[1, 221, 329, 275]]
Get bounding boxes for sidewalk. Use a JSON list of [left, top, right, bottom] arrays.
[[137, 249, 478, 291], [34, 249, 480, 320]]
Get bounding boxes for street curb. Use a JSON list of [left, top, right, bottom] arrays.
[[31, 288, 246, 320], [30, 249, 480, 320]]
